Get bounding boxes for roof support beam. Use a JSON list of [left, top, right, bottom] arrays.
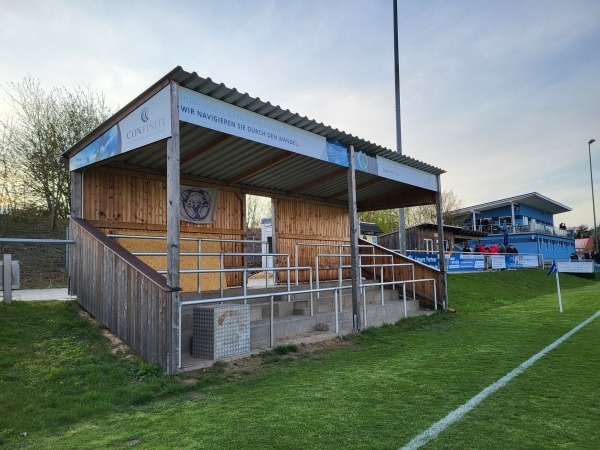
[[226, 152, 295, 184], [288, 167, 347, 195], [358, 186, 436, 211], [180, 133, 234, 166], [330, 177, 386, 200]]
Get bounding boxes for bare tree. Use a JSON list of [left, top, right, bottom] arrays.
[[0, 77, 112, 227], [405, 190, 463, 227], [246, 195, 270, 229]]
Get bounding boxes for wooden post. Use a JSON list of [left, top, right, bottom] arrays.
[[166, 80, 181, 375], [347, 145, 361, 331], [70, 171, 83, 219], [2, 254, 12, 304], [435, 175, 448, 309]]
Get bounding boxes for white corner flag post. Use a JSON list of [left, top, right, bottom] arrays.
[[548, 260, 563, 313], [555, 266, 563, 314]]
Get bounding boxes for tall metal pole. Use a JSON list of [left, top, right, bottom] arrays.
[[393, 0, 406, 254], [588, 139, 598, 253]]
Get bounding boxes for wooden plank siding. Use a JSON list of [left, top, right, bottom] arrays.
[[359, 241, 443, 308], [274, 199, 351, 282], [82, 168, 245, 290], [69, 218, 174, 371]]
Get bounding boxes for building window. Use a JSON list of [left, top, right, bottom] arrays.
[[424, 239, 434, 253]]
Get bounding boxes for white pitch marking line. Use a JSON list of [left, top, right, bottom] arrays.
[[400, 310, 600, 450]]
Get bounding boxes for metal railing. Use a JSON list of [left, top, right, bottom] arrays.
[[107, 234, 268, 291], [157, 265, 313, 302], [178, 276, 437, 369], [293, 242, 375, 285]]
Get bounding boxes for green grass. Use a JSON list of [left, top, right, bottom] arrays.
[[1, 269, 598, 449]]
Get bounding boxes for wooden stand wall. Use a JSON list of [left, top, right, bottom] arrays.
[[274, 199, 350, 282], [82, 168, 245, 291]]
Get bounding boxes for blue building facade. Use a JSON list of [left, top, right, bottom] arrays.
[[447, 192, 576, 262]]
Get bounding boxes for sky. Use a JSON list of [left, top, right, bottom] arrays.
[[1, 0, 599, 228]]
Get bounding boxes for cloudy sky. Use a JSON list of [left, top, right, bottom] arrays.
[[1, 0, 599, 227]]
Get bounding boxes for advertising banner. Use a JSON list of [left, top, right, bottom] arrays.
[[179, 87, 436, 191], [179, 87, 326, 159], [407, 252, 440, 269], [446, 253, 485, 272], [505, 254, 538, 269], [376, 156, 437, 191], [491, 255, 506, 269], [556, 261, 594, 274], [70, 86, 171, 171]]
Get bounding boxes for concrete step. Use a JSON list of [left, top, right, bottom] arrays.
[[250, 299, 423, 349]]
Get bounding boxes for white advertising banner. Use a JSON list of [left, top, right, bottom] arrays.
[[180, 186, 218, 224], [70, 86, 171, 171], [179, 87, 326, 159], [119, 86, 171, 153], [376, 156, 437, 191], [491, 255, 506, 269], [556, 261, 594, 273]]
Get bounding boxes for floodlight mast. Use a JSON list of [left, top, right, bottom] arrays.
[[588, 139, 598, 253], [393, 0, 406, 254]]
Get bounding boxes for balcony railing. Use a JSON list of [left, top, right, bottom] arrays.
[[466, 224, 575, 239]]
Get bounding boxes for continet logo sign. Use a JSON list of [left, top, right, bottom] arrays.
[[126, 106, 167, 140]]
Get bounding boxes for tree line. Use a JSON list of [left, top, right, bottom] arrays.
[[2, 77, 596, 240], [0, 77, 112, 229]]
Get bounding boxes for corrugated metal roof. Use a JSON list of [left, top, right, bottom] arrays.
[[64, 66, 445, 211], [169, 67, 444, 176]]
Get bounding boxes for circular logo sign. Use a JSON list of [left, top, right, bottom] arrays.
[[181, 188, 212, 221], [356, 151, 368, 170]]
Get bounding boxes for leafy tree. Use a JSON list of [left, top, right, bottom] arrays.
[[574, 224, 591, 239], [358, 209, 399, 234], [0, 77, 112, 227], [359, 190, 463, 233]]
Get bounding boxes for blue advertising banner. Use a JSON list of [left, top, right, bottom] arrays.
[[446, 253, 485, 272], [70, 86, 171, 171], [407, 252, 440, 268], [505, 254, 538, 269]]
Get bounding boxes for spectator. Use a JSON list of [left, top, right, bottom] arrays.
[[498, 243, 506, 253], [570, 252, 579, 261], [462, 243, 471, 252], [488, 243, 499, 254]]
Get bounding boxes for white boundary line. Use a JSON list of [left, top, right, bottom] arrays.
[[400, 310, 600, 450]]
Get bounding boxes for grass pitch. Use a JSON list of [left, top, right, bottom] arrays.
[[0, 269, 598, 449]]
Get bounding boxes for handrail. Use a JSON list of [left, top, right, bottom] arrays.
[[132, 250, 290, 294], [157, 265, 313, 301], [109, 234, 268, 292], [0, 238, 75, 244], [294, 242, 374, 285], [107, 234, 268, 245], [71, 218, 174, 291], [178, 276, 437, 369]]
